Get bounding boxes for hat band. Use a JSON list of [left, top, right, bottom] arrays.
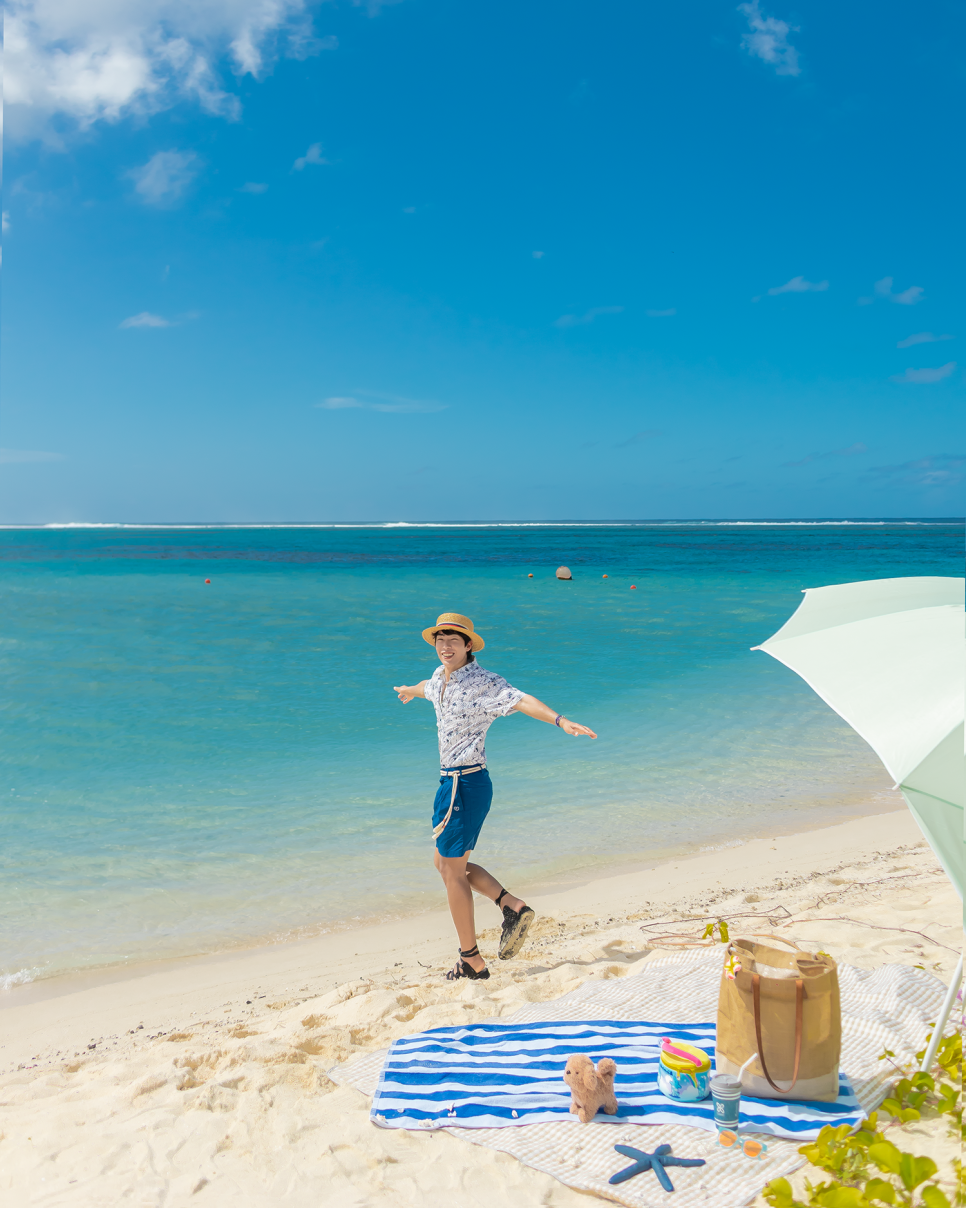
[[435, 623, 468, 632]]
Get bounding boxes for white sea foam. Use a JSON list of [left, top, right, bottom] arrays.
[[1, 967, 43, 991]]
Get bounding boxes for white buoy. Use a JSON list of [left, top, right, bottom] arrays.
[[556, 566, 572, 580]]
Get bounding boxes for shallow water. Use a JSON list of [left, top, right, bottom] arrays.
[[1, 521, 960, 985]]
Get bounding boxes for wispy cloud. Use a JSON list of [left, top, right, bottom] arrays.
[[615, 429, 663, 448], [767, 275, 828, 296], [753, 275, 828, 300], [858, 277, 924, 306], [126, 150, 199, 206], [890, 362, 957, 385], [353, 0, 405, 15], [119, 310, 199, 329], [238, 181, 268, 194], [738, 1, 801, 76], [0, 448, 65, 463], [553, 306, 624, 328], [293, 142, 328, 171], [646, 308, 676, 317], [119, 311, 170, 329], [2, 212, 9, 232], [783, 442, 868, 468], [532, 250, 545, 259], [316, 389, 447, 414], [897, 332, 953, 349], [868, 454, 966, 488]]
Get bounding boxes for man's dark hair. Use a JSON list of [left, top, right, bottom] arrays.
[[435, 628, 475, 662]]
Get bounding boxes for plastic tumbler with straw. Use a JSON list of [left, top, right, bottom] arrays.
[[710, 1053, 757, 1131]]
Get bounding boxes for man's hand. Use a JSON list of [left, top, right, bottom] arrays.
[[393, 682, 426, 703], [559, 718, 597, 739]]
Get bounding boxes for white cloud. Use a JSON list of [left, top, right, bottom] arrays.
[[5, 0, 340, 143], [293, 142, 327, 171], [646, 308, 676, 317], [319, 396, 365, 409], [353, 0, 405, 16], [890, 362, 957, 385], [738, 1, 801, 76], [892, 286, 924, 306], [858, 276, 925, 306], [532, 250, 545, 259], [238, 181, 268, 194], [766, 275, 829, 296], [119, 311, 170, 328], [316, 390, 447, 414], [0, 448, 65, 463], [2, 212, 10, 232], [897, 332, 953, 349], [126, 149, 198, 206], [554, 305, 624, 328]]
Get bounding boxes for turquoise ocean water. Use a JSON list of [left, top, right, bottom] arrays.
[[1, 521, 961, 988]]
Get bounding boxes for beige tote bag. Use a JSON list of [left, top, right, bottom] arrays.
[[716, 937, 841, 1102]]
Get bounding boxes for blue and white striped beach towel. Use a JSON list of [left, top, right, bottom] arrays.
[[370, 1017, 863, 1140]]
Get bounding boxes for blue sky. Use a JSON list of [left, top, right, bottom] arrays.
[[2, 0, 962, 522]]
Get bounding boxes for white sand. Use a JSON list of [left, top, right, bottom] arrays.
[[1, 808, 960, 1207]]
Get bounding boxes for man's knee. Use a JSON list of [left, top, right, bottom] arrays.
[[436, 855, 468, 883]]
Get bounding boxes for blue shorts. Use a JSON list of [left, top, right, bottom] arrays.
[[433, 767, 493, 857]]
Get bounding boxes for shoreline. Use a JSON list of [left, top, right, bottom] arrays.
[[1, 789, 904, 1008], [1, 806, 958, 1207], [0, 805, 942, 1072]]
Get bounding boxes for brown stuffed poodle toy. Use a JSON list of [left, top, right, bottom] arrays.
[[563, 1054, 618, 1123]]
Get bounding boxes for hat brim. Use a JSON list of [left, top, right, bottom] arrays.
[[423, 626, 485, 652]]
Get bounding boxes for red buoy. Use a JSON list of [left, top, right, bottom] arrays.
[[205, 579, 211, 584], [630, 585, 637, 589]]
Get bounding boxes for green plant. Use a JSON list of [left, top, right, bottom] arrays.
[[881, 1073, 935, 1124], [796, 1116, 885, 1183], [951, 1159, 964, 1208], [762, 1116, 952, 1208], [877, 1028, 962, 1136], [701, 920, 730, 943]]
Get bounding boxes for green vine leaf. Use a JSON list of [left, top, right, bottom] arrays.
[[921, 1186, 952, 1208]]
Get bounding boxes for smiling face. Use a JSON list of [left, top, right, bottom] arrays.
[[434, 629, 472, 671]]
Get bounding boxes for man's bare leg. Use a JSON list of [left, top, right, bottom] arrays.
[[434, 851, 487, 972], [434, 853, 530, 973], [465, 861, 526, 913]]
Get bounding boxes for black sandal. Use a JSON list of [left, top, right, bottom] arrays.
[[496, 890, 536, 960], [445, 945, 490, 981]]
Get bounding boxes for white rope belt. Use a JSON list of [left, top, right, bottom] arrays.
[[432, 765, 485, 839]]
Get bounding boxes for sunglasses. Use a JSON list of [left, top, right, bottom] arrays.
[[717, 1131, 767, 1159]]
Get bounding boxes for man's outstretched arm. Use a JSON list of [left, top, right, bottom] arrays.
[[393, 680, 429, 703], [513, 694, 597, 738]]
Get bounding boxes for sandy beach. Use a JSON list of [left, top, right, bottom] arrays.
[[1, 806, 959, 1206]]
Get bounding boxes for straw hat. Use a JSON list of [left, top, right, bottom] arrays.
[[421, 612, 485, 652]]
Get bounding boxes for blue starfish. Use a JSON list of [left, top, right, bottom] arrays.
[[609, 1143, 707, 1191]]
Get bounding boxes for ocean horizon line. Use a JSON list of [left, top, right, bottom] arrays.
[[1, 517, 962, 531]]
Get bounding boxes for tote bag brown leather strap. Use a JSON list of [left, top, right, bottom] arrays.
[[752, 972, 803, 1093]]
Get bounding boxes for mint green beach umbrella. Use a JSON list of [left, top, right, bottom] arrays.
[[754, 576, 964, 1071]]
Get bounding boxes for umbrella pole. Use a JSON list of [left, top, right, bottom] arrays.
[[919, 951, 964, 1073]]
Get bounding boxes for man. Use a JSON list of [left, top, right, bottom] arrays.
[[393, 612, 597, 981]]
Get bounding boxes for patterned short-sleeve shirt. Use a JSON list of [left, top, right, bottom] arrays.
[[424, 662, 525, 768]]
